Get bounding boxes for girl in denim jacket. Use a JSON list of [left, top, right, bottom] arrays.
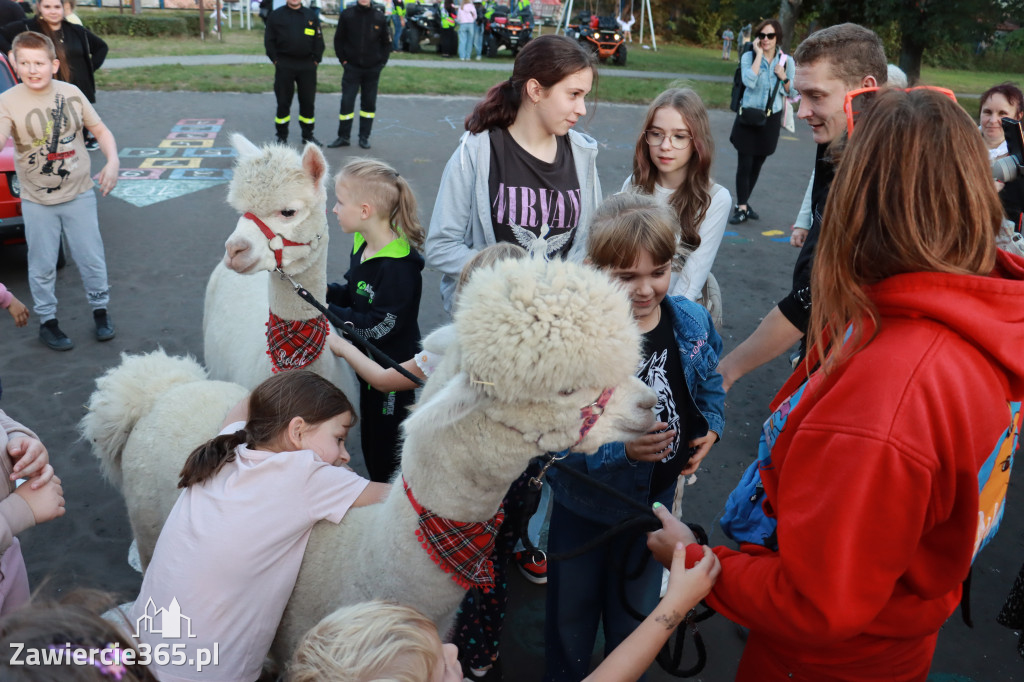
[[543, 193, 725, 682]]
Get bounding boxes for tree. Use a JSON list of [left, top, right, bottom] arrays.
[[817, 0, 1024, 84], [778, 0, 804, 52]]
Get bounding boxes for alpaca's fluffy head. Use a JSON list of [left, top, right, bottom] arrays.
[[455, 255, 642, 400], [221, 134, 330, 275]]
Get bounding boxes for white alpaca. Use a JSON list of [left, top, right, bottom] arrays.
[[83, 255, 656, 664], [202, 134, 356, 400]]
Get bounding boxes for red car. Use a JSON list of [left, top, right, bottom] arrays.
[[0, 52, 22, 253]]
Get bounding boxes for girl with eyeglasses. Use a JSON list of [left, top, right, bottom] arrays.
[[622, 88, 731, 323], [728, 17, 793, 225]]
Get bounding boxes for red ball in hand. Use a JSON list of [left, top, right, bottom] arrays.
[[684, 543, 704, 569]]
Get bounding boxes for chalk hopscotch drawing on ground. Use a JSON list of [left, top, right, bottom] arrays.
[[108, 119, 236, 208]]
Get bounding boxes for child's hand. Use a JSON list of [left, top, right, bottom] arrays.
[[7, 436, 53, 487], [327, 326, 355, 359], [13, 474, 65, 524], [647, 502, 697, 568], [664, 542, 720, 610], [97, 160, 119, 196], [680, 430, 717, 475], [6, 295, 28, 327], [790, 227, 808, 248], [625, 422, 675, 462]]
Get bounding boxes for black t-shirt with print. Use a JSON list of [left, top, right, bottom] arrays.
[[488, 128, 580, 258], [636, 301, 691, 496]]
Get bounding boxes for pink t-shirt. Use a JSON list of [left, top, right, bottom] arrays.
[[131, 422, 369, 682]]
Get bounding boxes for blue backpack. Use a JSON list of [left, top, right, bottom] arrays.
[[720, 385, 1020, 564]]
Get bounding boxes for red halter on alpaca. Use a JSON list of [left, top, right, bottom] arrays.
[[243, 211, 317, 268]]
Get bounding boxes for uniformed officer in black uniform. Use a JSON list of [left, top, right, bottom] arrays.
[[327, 0, 391, 150], [265, 0, 324, 146]]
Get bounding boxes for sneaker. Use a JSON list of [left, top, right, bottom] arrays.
[[514, 549, 547, 585], [475, 55, 482, 61], [358, 137, 371, 150], [39, 319, 74, 351], [302, 136, 323, 148], [327, 137, 350, 148], [93, 309, 115, 342], [275, 134, 288, 144], [728, 206, 748, 224], [746, 205, 760, 220], [85, 138, 99, 151]]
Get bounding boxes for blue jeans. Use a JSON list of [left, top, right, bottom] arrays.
[[458, 22, 474, 59], [543, 499, 667, 681], [392, 13, 403, 50], [473, 21, 484, 57]]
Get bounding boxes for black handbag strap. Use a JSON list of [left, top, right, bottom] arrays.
[[764, 70, 784, 117]]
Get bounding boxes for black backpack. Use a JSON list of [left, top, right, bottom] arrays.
[[729, 42, 755, 113]]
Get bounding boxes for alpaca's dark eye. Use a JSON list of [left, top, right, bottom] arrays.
[[559, 388, 577, 397], [281, 209, 296, 218]]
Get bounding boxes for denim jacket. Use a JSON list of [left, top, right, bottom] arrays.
[[739, 49, 794, 116], [546, 295, 726, 526]]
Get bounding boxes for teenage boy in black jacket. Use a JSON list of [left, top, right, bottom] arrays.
[[327, 0, 391, 150]]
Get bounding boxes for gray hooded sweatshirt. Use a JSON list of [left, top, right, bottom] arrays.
[[425, 128, 603, 315]]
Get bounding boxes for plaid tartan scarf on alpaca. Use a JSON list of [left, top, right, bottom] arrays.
[[403, 477, 505, 592], [265, 311, 329, 373]]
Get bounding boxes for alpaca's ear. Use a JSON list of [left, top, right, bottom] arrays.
[[404, 372, 483, 436], [301, 144, 329, 194], [230, 133, 261, 159]]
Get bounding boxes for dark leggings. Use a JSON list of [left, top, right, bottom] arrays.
[[735, 152, 768, 206]]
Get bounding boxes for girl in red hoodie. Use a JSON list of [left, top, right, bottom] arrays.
[[649, 88, 1024, 681]]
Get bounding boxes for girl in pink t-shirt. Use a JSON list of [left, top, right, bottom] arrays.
[[132, 370, 388, 682]]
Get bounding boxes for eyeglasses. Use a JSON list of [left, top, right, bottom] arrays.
[[645, 130, 692, 150], [843, 85, 957, 136], [756, 32, 776, 40]]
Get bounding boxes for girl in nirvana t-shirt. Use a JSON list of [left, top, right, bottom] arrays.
[[423, 35, 602, 678], [424, 34, 602, 317]]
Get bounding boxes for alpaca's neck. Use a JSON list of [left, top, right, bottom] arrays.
[[401, 413, 540, 523], [268, 247, 328, 320]]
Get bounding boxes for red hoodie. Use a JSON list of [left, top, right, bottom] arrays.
[[708, 250, 1024, 681]]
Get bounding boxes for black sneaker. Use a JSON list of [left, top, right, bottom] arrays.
[[728, 206, 748, 224], [302, 136, 323, 148], [93, 309, 115, 342], [746, 205, 760, 220], [85, 138, 99, 151], [358, 137, 371, 149], [39, 319, 74, 351], [275, 134, 288, 144], [327, 137, 350, 148]]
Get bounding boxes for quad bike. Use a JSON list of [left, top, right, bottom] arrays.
[[401, 2, 442, 53], [483, 4, 532, 57], [568, 13, 626, 65]]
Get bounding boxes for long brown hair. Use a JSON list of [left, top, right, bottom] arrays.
[[178, 370, 356, 488], [465, 35, 596, 134], [33, 0, 71, 82], [337, 158, 425, 251], [628, 88, 712, 256], [808, 89, 1002, 373]]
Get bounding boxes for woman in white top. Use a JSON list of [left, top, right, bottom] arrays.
[[621, 88, 730, 310]]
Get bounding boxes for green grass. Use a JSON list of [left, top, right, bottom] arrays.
[[94, 60, 730, 105], [91, 22, 1009, 105]]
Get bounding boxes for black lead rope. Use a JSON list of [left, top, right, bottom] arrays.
[[526, 454, 715, 677], [286, 279, 426, 388]]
